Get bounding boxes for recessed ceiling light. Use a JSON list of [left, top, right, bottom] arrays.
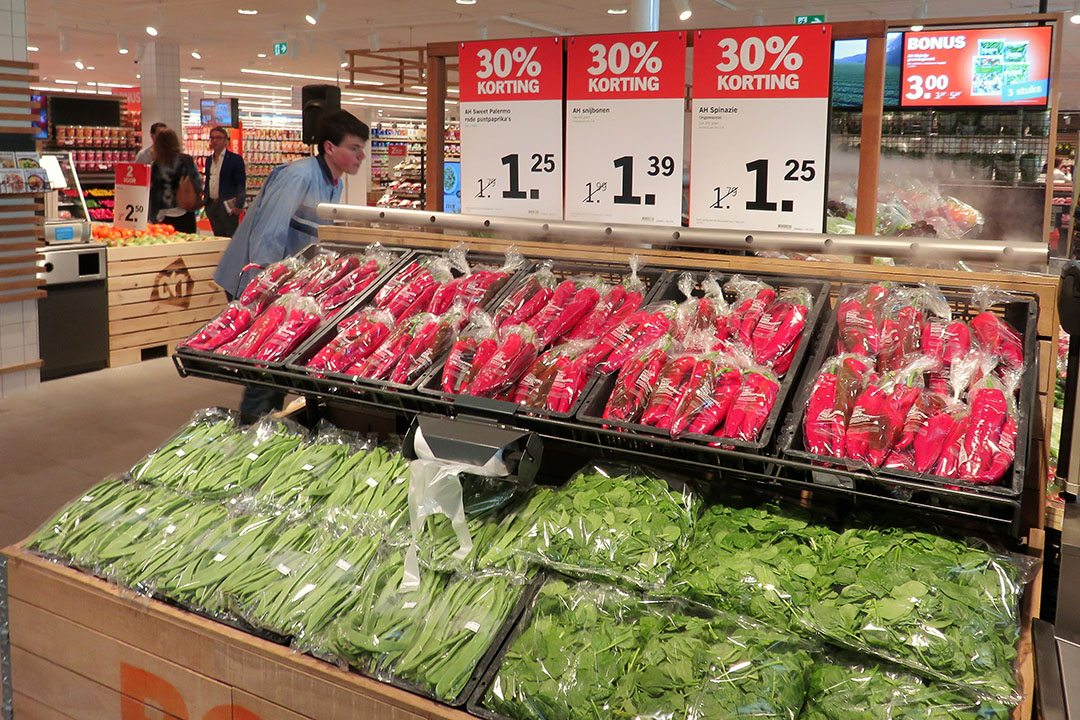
[[86, 66, 95, 70], [191, 50, 202, 59], [675, 0, 692, 21], [146, 26, 158, 36], [119, 48, 129, 54], [340, 61, 348, 67], [74, 60, 84, 70], [257, 53, 267, 57], [26, 45, 38, 52], [457, 0, 478, 4], [237, 8, 258, 14], [136, 73, 141, 79], [55, 79, 78, 84], [910, 24, 924, 31], [607, 8, 628, 13]]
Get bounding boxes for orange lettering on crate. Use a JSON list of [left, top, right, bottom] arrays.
[[203, 706, 261, 720], [119, 662, 190, 719]]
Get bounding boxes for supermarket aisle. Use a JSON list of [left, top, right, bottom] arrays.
[[0, 359, 242, 548]]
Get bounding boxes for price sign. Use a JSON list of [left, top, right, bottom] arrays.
[[689, 25, 831, 233], [460, 37, 564, 220], [901, 26, 1052, 107], [564, 31, 685, 226], [114, 162, 150, 230]]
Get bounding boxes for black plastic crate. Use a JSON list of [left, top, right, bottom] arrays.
[[777, 283, 1039, 501], [413, 259, 670, 422], [340, 571, 545, 708], [173, 242, 414, 373], [575, 272, 832, 451], [281, 249, 534, 396]]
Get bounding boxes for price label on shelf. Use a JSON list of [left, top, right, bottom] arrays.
[[113, 162, 150, 230], [689, 25, 831, 233], [564, 31, 685, 226], [459, 37, 564, 220]]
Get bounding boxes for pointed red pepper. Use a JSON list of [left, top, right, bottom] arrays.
[[719, 370, 779, 442], [970, 312, 1024, 371], [639, 355, 697, 428], [686, 367, 742, 436], [541, 286, 600, 346], [569, 284, 626, 340]]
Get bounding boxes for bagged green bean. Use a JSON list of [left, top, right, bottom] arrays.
[[315, 444, 411, 537], [803, 527, 1037, 703], [174, 416, 305, 498], [28, 477, 142, 560], [482, 578, 811, 720], [670, 503, 838, 634], [129, 408, 239, 487], [521, 464, 700, 590], [803, 651, 1013, 720]]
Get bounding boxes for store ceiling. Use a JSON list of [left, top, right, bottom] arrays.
[[24, 0, 1080, 119]]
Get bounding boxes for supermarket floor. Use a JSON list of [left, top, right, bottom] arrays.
[[0, 359, 243, 549]]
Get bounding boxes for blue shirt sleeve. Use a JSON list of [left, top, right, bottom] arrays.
[[241, 162, 318, 269]]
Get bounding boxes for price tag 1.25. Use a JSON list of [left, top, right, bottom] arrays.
[[114, 162, 150, 230], [459, 37, 564, 220], [689, 25, 831, 233], [564, 31, 686, 226]]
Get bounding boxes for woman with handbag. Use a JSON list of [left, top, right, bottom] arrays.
[[149, 128, 202, 233]]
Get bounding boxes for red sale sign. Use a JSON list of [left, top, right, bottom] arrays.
[[115, 162, 150, 188], [693, 25, 832, 99], [114, 162, 150, 229], [901, 26, 1052, 107], [459, 37, 563, 102], [567, 31, 686, 100]]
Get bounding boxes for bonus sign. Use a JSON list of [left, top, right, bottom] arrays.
[[690, 25, 831, 233], [459, 37, 564, 220], [564, 31, 686, 226]]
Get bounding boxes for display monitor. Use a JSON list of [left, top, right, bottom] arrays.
[[901, 26, 1052, 107], [832, 31, 904, 108], [443, 161, 461, 213], [200, 98, 240, 127]]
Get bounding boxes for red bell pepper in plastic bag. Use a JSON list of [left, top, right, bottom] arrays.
[[685, 366, 742, 436], [318, 258, 384, 312], [351, 321, 419, 380], [922, 319, 947, 368], [252, 298, 323, 362], [725, 276, 777, 346], [513, 348, 564, 407], [183, 303, 253, 352], [639, 355, 698, 430], [542, 285, 600, 346], [569, 284, 625, 341], [375, 260, 422, 306], [238, 259, 298, 314], [771, 337, 801, 377], [719, 368, 779, 442], [602, 342, 671, 424], [303, 255, 360, 297], [545, 344, 594, 413], [427, 277, 463, 316], [971, 312, 1024, 372], [669, 357, 720, 437], [468, 325, 541, 398], [752, 286, 812, 369], [934, 413, 970, 479], [219, 303, 288, 358], [844, 383, 888, 466], [914, 405, 963, 474], [495, 268, 557, 329], [594, 304, 677, 373], [673, 273, 726, 342], [278, 252, 339, 297], [525, 280, 577, 337], [959, 376, 1010, 481], [389, 309, 463, 385], [804, 357, 846, 458]]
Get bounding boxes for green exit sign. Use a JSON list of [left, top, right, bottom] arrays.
[[795, 14, 826, 23], [273, 42, 288, 56]]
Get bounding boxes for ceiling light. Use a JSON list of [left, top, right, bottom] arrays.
[[54, 79, 78, 84], [497, 15, 566, 34], [257, 52, 267, 57], [370, 31, 380, 51], [675, 0, 692, 21], [910, 24, 924, 31], [86, 66, 95, 71], [26, 45, 38, 52], [74, 60, 84, 70], [237, 8, 258, 14], [191, 50, 201, 59], [241, 67, 384, 85], [607, 8, 628, 14], [305, 0, 325, 24], [457, 0, 478, 4], [117, 32, 128, 54], [1071, 0, 1080, 23], [58, 30, 68, 53], [136, 73, 141, 79], [146, 25, 158, 36]]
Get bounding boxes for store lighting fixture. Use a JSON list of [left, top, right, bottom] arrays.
[[607, 8, 628, 13], [26, 45, 38, 52], [58, 30, 68, 53], [457, 0, 477, 4], [751, 8, 764, 25], [86, 66, 95, 71], [708, 0, 736, 8], [74, 60, 85, 70], [54, 79, 78, 84], [237, 8, 258, 14], [911, 0, 927, 29], [305, 0, 326, 25], [910, 24, 924, 31], [118, 33, 129, 54], [497, 15, 566, 34], [1070, 0, 1079, 23], [146, 25, 158, 36], [191, 50, 202, 59], [136, 73, 141, 79], [241, 67, 384, 85], [370, 31, 380, 52], [675, 0, 692, 21], [257, 52, 267, 57]]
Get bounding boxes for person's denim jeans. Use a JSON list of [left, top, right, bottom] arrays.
[[225, 291, 286, 420]]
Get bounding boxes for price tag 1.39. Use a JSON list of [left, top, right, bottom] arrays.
[[689, 25, 831, 233], [564, 31, 686, 226], [459, 37, 564, 220], [114, 162, 150, 230]]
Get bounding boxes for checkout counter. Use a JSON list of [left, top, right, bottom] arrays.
[[36, 151, 108, 381]]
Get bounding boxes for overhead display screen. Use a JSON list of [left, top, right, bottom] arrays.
[[901, 26, 1052, 107]]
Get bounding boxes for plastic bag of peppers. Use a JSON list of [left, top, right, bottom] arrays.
[[802, 283, 1027, 486]]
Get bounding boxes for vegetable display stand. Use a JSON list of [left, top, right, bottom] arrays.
[[1, 545, 476, 720], [106, 237, 230, 367], [574, 272, 831, 451], [415, 259, 669, 423], [778, 285, 1039, 505]]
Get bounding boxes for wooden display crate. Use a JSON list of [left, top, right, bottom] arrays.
[[2, 546, 472, 720], [107, 239, 229, 368]]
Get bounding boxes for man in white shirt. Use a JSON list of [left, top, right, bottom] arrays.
[[203, 126, 247, 238], [133, 122, 166, 165]]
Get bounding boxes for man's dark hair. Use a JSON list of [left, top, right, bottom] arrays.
[[315, 110, 369, 155], [209, 126, 229, 140], [149, 122, 167, 137]]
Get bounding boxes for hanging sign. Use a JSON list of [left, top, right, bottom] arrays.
[[901, 26, 1052, 107], [564, 30, 686, 226], [459, 37, 564, 220], [689, 25, 831, 233], [114, 162, 150, 230]]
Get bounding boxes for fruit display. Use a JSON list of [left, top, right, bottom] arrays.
[[91, 223, 208, 246], [799, 283, 1028, 485], [827, 181, 984, 239]]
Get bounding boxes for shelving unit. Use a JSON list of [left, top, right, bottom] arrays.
[[370, 122, 459, 190], [183, 126, 309, 195]]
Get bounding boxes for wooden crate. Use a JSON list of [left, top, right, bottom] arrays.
[[106, 239, 229, 368], [2, 546, 472, 720]]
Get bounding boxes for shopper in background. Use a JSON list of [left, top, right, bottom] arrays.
[[134, 122, 167, 165], [148, 128, 203, 233], [203, 126, 246, 238], [214, 109, 369, 418]]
